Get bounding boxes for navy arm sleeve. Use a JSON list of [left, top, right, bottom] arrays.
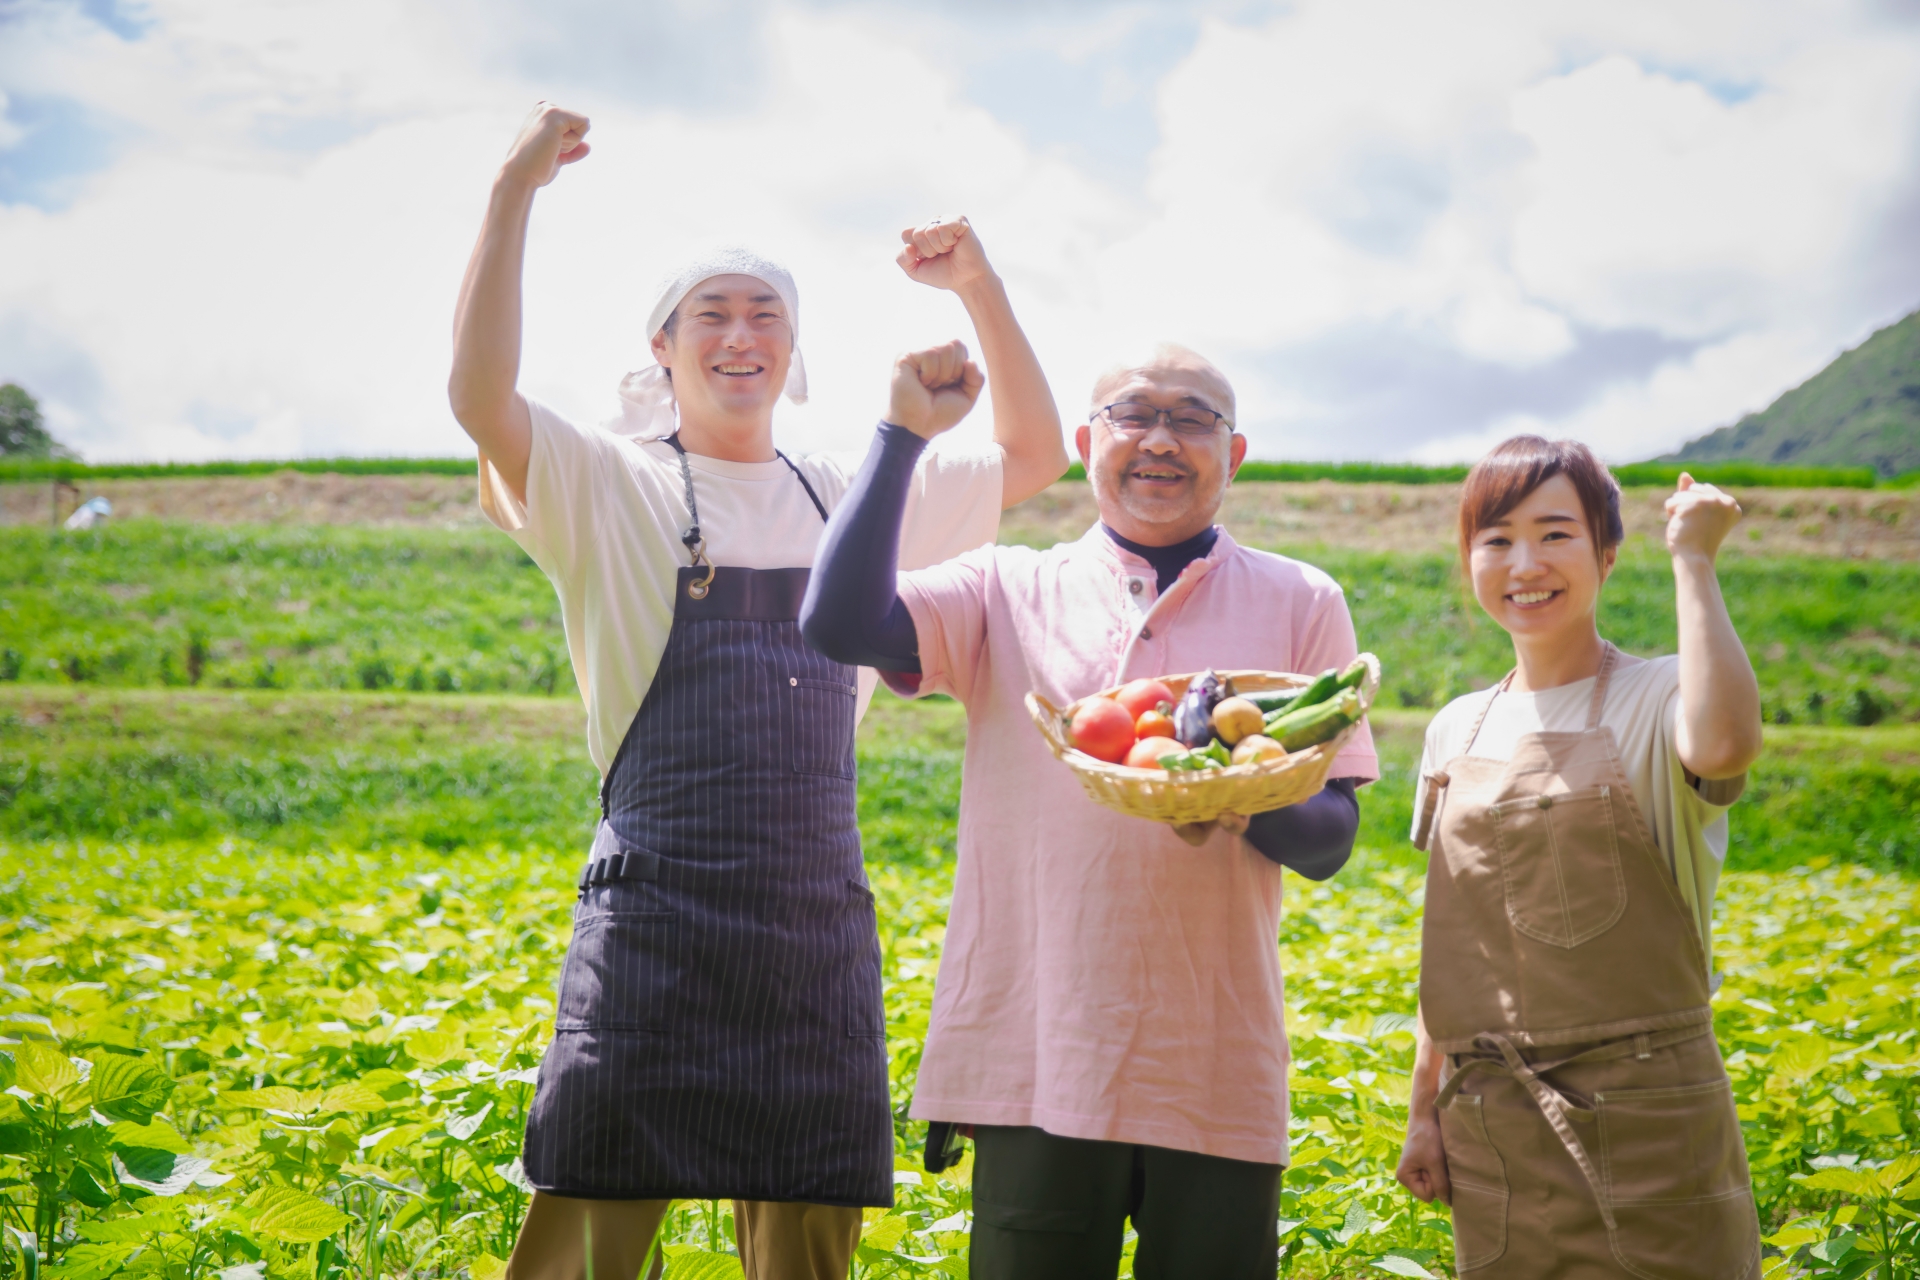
[[799, 422, 925, 673], [1243, 778, 1360, 880]]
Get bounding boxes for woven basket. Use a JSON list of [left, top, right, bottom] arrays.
[[1024, 653, 1380, 825]]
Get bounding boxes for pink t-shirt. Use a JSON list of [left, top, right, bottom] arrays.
[[892, 524, 1379, 1165]]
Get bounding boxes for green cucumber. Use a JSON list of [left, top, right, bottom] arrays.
[[1267, 687, 1361, 752], [1334, 656, 1369, 691], [1254, 669, 1337, 721]]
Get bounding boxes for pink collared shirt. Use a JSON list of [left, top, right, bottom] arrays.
[[891, 524, 1379, 1165]]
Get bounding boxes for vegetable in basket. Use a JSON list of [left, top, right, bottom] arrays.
[[1265, 686, 1361, 752], [1174, 670, 1229, 747]]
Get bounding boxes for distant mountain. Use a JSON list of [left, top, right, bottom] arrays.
[[1663, 309, 1920, 479]]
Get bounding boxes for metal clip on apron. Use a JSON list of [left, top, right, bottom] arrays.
[[523, 436, 894, 1210], [1414, 644, 1760, 1278]]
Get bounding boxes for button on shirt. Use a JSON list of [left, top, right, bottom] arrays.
[[889, 524, 1379, 1165]]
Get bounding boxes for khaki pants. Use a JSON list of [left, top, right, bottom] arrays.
[[505, 1192, 862, 1280]]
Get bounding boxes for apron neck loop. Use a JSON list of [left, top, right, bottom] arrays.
[[1460, 669, 1515, 757], [664, 434, 716, 600], [1585, 641, 1618, 731]]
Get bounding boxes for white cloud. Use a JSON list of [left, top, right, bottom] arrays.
[[0, 0, 1917, 464]]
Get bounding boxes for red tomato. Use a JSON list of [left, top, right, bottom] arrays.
[[1114, 678, 1177, 722], [1069, 697, 1137, 763], [1124, 736, 1186, 769], [1135, 709, 1176, 739]]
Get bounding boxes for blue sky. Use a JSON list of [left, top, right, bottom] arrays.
[[2, 0, 1918, 463]]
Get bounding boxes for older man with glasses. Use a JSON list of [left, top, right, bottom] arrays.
[[802, 342, 1378, 1278]]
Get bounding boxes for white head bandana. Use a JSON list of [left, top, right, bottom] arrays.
[[610, 247, 808, 441]]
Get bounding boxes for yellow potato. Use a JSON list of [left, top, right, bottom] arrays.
[[1211, 697, 1266, 746], [1231, 734, 1286, 766]]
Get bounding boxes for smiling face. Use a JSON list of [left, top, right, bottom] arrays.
[[1074, 345, 1247, 547], [649, 274, 793, 430], [1468, 473, 1617, 642]]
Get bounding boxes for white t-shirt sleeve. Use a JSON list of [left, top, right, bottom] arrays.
[[478, 399, 619, 581]]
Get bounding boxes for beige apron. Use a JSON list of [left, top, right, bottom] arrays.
[[1412, 645, 1760, 1279]]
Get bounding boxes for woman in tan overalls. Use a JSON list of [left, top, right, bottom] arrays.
[[1394, 436, 1766, 1279]]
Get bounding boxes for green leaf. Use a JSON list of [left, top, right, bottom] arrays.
[[314, 1082, 387, 1115], [67, 1163, 118, 1208], [107, 1120, 191, 1156], [12, 1042, 79, 1097], [1373, 1257, 1436, 1278], [0, 1049, 14, 1092], [1765, 1224, 1826, 1249], [1335, 1199, 1373, 1243], [114, 1150, 212, 1197], [664, 1255, 745, 1280], [88, 1054, 174, 1124], [218, 1086, 310, 1113], [245, 1186, 350, 1243], [1810, 1229, 1857, 1263], [468, 1254, 507, 1280], [0, 1122, 35, 1156], [860, 1215, 912, 1252], [1771, 1034, 1833, 1082], [1794, 1168, 1882, 1197]]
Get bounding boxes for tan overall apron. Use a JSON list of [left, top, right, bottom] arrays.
[[1412, 645, 1760, 1279]]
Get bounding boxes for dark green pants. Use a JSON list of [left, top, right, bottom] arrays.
[[969, 1125, 1283, 1279]]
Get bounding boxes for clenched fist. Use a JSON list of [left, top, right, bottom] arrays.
[[897, 216, 994, 295], [500, 102, 591, 191], [889, 340, 984, 440], [1664, 473, 1742, 564]]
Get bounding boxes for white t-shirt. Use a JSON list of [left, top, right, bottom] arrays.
[[479, 400, 1004, 776], [1411, 654, 1744, 971]]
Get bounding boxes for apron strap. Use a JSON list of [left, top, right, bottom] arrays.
[[1434, 1021, 1714, 1232], [1412, 770, 1449, 851], [774, 450, 831, 523], [663, 434, 716, 600], [1459, 669, 1515, 757], [1585, 641, 1618, 730]]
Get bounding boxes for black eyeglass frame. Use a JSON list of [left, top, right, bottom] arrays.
[[1097, 401, 1233, 438]]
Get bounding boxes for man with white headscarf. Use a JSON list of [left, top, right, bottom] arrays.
[[448, 103, 1069, 1280]]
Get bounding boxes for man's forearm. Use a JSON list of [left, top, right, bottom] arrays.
[[1243, 779, 1360, 879], [448, 177, 537, 494], [953, 274, 1067, 508], [799, 424, 925, 672]]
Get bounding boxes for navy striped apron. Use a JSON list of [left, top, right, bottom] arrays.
[[521, 438, 893, 1208]]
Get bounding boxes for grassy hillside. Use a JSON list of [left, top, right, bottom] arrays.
[[6, 521, 1918, 723], [5, 687, 1916, 875], [1669, 308, 1920, 478]]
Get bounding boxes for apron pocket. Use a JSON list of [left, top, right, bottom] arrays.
[[1491, 784, 1627, 948], [1597, 1080, 1759, 1280], [554, 911, 681, 1033], [1438, 1090, 1508, 1271], [790, 677, 857, 778], [845, 880, 885, 1038]]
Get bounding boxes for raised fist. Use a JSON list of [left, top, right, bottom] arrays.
[[500, 102, 592, 190], [896, 216, 994, 294], [889, 340, 984, 440], [1664, 473, 1742, 563]]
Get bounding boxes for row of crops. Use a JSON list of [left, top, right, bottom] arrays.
[[2, 838, 1916, 1278]]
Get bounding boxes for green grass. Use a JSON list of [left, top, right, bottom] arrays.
[[5, 689, 1918, 878], [7, 522, 1918, 723], [1, 457, 476, 482]]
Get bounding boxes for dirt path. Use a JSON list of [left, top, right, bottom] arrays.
[[1004, 480, 1920, 559], [6, 472, 1915, 557]]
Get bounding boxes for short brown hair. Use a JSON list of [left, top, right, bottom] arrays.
[[1458, 435, 1624, 571]]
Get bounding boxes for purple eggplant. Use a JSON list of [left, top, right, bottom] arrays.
[[1174, 669, 1227, 747]]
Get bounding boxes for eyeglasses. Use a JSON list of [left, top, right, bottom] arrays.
[[1098, 401, 1230, 438]]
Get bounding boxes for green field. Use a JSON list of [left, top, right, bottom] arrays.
[[6, 522, 1918, 724], [5, 516, 1920, 1277]]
